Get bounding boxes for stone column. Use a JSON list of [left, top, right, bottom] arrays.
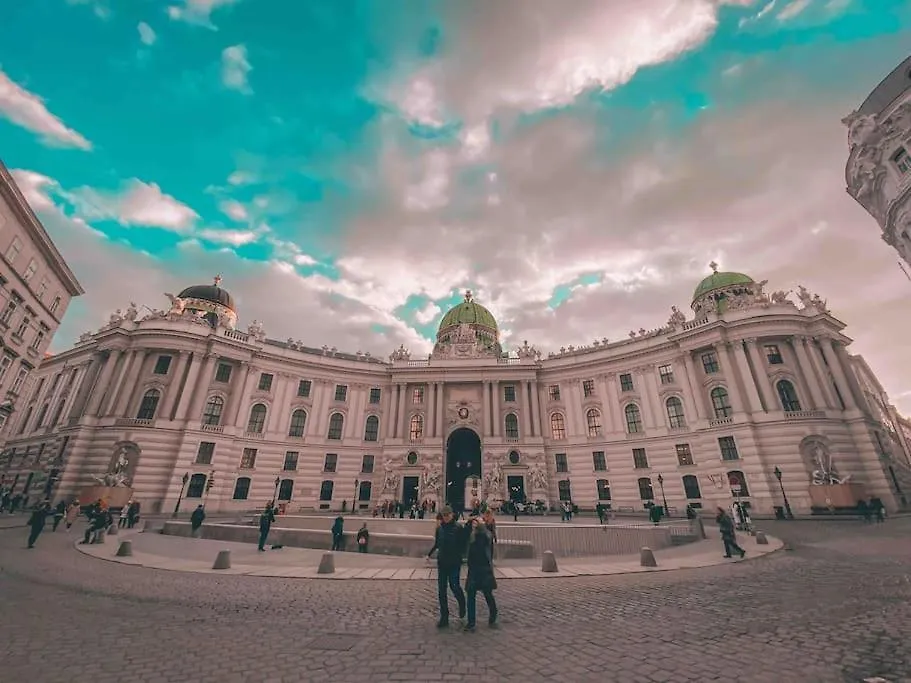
[[114, 351, 149, 417], [745, 339, 775, 411], [435, 381, 444, 437], [159, 351, 190, 420], [307, 379, 326, 438], [517, 381, 529, 438], [100, 350, 133, 416], [491, 381, 501, 437], [427, 383, 436, 438], [530, 380, 542, 437], [347, 385, 366, 439], [84, 348, 122, 416], [793, 337, 826, 409], [482, 380, 491, 437], [638, 368, 659, 429], [834, 342, 866, 409], [731, 341, 762, 413], [231, 363, 257, 428], [396, 383, 407, 439], [565, 382, 583, 435], [716, 343, 745, 413], [268, 374, 292, 434], [824, 339, 858, 410], [186, 354, 219, 425], [806, 339, 839, 408], [604, 373, 621, 433], [68, 358, 99, 419], [173, 353, 203, 421], [681, 354, 703, 421]]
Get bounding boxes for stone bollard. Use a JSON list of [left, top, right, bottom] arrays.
[[754, 531, 769, 545], [541, 550, 558, 573], [640, 547, 658, 567], [115, 540, 133, 557], [317, 551, 335, 574], [107, 524, 118, 535], [212, 550, 232, 570]]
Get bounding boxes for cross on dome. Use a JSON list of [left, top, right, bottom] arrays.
[[213, 274, 223, 287], [709, 261, 719, 273], [464, 289, 473, 302]]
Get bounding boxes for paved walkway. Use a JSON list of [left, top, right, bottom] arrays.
[[75, 525, 782, 579]]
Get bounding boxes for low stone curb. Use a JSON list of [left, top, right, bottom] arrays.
[[74, 530, 784, 581]]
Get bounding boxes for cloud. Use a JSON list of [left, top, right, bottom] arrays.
[[167, 0, 241, 29], [138, 22, 157, 46], [777, 0, 812, 21], [68, 180, 199, 232], [221, 44, 252, 93], [219, 199, 248, 221], [65, 0, 110, 20], [414, 301, 441, 325], [196, 227, 258, 246], [0, 69, 91, 149]]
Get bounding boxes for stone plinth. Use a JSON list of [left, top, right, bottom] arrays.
[[807, 483, 867, 509], [78, 486, 133, 508]]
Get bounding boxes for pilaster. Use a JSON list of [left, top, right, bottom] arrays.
[[84, 348, 122, 416], [745, 339, 774, 411], [159, 351, 190, 420], [792, 337, 825, 410], [715, 343, 745, 414], [732, 341, 763, 413]]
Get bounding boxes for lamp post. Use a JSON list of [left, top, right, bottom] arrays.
[[773, 466, 794, 520], [656, 473, 669, 518], [172, 472, 189, 518], [353, 478, 359, 515], [273, 476, 280, 504]]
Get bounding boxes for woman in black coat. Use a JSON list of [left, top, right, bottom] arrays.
[[463, 519, 498, 631]]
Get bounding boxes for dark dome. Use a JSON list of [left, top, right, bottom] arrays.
[[178, 276, 236, 311]]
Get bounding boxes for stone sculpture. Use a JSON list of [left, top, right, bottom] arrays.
[[164, 293, 186, 318]]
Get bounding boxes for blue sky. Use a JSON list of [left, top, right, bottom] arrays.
[[2, 0, 911, 409]]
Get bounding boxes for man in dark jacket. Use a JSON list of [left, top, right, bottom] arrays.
[[427, 506, 467, 627], [27, 501, 52, 548], [258, 502, 276, 551], [190, 505, 206, 537]]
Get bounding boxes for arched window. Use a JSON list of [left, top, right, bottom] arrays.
[[319, 480, 334, 501], [504, 413, 519, 439], [624, 404, 642, 434], [666, 396, 686, 429], [288, 409, 307, 437], [728, 470, 749, 497], [327, 412, 344, 440], [776, 379, 801, 412], [637, 477, 654, 501], [682, 474, 701, 499], [232, 477, 251, 500], [409, 414, 424, 441], [278, 478, 294, 501], [358, 481, 372, 502], [364, 415, 379, 441], [596, 479, 611, 501], [136, 389, 161, 420], [246, 403, 267, 433], [710, 387, 733, 419], [550, 413, 566, 440], [186, 473, 207, 498], [586, 409, 602, 437], [202, 395, 224, 426]]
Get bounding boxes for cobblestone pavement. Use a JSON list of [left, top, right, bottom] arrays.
[[1, 518, 910, 683]]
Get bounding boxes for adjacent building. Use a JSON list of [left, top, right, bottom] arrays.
[[844, 55, 911, 268], [0, 162, 83, 447], [1, 265, 908, 515]]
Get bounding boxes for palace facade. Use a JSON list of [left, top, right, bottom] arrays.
[[1, 266, 909, 516]]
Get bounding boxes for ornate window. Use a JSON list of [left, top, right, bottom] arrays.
[[550, 413, 566, 440], [327, 412, 344, 440], [364, 415, 379, 441], [624, 404, 642, 434], [288, 408, 307, 437], [710, 387, 733, 419], [682, 474, 702, 499], [719, 436, 740, 461], [246, 403, 267, 433], [665, 396, 686, 429], [186, 473, 207, 498], [278, 479, 294, 501], [586, 408, 602, 437], [195, 442, 215, 465], [136, 389, 161, 420], [637, 477, 654, 501], [202, 395, 224, 426], [894, 147, 911, 174], [776, 379, 801, 412], [232, 477, 251, 500], [508, 450, 520, 465], [410, 414, 424, 441], [596, 479, 611, 501], [504, 413, 519, 439], [675, 443, 694, 466]]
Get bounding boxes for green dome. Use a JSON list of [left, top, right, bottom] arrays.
[[692, 271, 754, 301], [438, 291, 498, 331]]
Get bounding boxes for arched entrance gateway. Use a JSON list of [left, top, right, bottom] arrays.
[[446, 427, 482, 511]]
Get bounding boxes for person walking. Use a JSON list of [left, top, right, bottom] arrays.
[[52, 500, 66, 531], [427, 506, 467, 628], [190, 505, 206, 538], [64, 500, 81, 532], [331, 515, 345, 551], [258, 502, 276, 551], [463, 518, 498, 632], [27, 501, 52, 549], [715, 507, 746, 559], [356, 523, 369, 553]]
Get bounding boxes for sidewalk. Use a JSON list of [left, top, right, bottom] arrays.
[[75, 527, 783, 580]]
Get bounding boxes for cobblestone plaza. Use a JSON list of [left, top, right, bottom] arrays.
[[1, 517, 909, 683]]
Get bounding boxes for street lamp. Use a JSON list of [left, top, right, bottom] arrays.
[[353, 478, 359, 515], [773, 466, 794, 520], [656, 473, 669, 518], [172, 471, 189, 518], [273, 476, 280, 504]]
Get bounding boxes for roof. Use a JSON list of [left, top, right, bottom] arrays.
[[438, 292, 498, 332], [692, 271, 754, 301], [178, 283, 236, 312], [857, 55, 911, 116]]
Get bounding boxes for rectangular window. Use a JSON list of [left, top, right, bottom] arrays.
[[675, 443, 695, 467], [30, 330, 43, 351], [23, 258, 37, 282], [258, 373, 273, 391], [369, 387, 381, 404], [153, 355, 172, 375], [719, 436, 740, 461], [36, 278, 48, 299], [555, 453, 568, 473], [323, 453, 338, 473], [11, 367, 28, 394], [195, 442, 215, 465], [215, 363, 232, 383], [548, 384, 561, 401], [619, 373, 634, 391], [658, 364, 674, 385], [893, 147, 911, 174], [592, 451, 607, 471], [597, 479, 611, 501], [239, 448, 257, 469], [5, 237, 22, 264], [297, 379, 311, 397], [632, 448, 649, 469], [764, 344, 783, 365], [412, 385, 424, 403], [503, 385, 516, 402], [0, 293, 22, 326], [15, 316, 29, 338], [361, 454, 375, 474], [558, 479, 572, 502], [283, 451, 299, 471], [701, 352, 719, 374], [50, 296, 61, 314], [335, 384, 348, 402], [582, 379, 595, 397]]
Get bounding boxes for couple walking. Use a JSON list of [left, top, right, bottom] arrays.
[[428, 505, 497, 632]]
